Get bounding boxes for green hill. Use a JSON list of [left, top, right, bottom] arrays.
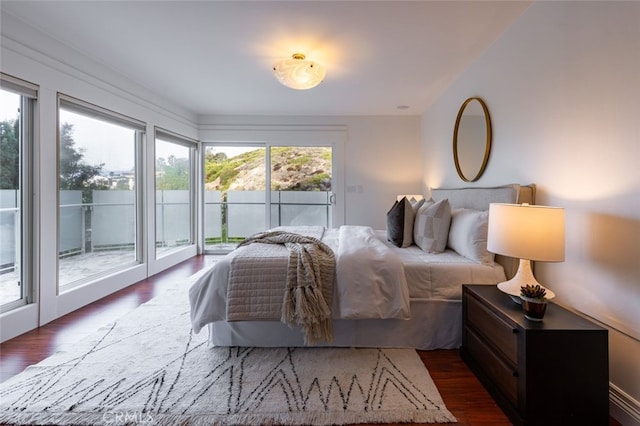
[[204, 147, 331, 192]]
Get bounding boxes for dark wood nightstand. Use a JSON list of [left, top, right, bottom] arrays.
[[461, 284, 609, 426]]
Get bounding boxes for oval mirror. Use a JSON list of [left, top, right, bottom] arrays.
[[453, 97, 492, 182]]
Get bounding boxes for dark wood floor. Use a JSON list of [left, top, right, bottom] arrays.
[[0, 255, 620, 425]]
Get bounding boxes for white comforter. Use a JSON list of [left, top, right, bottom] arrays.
[[334, 225, 410, 319], [189, 225, 410, 334]]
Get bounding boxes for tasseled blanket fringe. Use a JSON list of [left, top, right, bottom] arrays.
[[282, 285, 334, 345]]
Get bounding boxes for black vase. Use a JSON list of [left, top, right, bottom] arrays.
[[520, 296, 547, 322]]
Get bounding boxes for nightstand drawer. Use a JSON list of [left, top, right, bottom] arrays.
[[467, 292, 518, 363], [466, 326, 518, 404]]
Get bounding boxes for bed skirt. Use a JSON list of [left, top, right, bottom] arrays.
[[208, 299, 462, 350]]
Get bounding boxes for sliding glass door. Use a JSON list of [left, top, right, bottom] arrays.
[[203, 144, 335, 253], [203, 145, 266, 252]]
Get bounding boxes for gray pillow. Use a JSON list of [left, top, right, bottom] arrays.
[[386, 197, 415, 247], [413, 199, 451, 253]]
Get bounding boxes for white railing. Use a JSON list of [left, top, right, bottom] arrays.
[[0, 206, 19, 274], [1, 189, 332, 270], [205, 190, 332, 245]]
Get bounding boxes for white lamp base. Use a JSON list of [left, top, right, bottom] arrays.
[[497, 258, 555, 304]]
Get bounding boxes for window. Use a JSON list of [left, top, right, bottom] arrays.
[[203, 143, 335, 253], [269, 146, 333, 228], [57, 95, 145, 290], [0, 74, 36, 312], [203, 145, 266, 252], [155, 128, 197, 258]]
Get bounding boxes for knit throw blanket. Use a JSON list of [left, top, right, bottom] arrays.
[[232, 230, 336, 344]]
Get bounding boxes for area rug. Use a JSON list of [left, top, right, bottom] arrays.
[[0, 271, 456, 425]]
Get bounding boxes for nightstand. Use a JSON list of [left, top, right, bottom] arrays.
[[461, 284, 609, 426]]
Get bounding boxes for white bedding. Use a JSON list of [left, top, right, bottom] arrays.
[[373, 230, 506, 300], [189, 225, 506, 337], [335, 226, 410, 319], [189, 225, 411, 334]]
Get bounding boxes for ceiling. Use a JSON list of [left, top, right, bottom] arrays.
[[1, 1, 530, 117]]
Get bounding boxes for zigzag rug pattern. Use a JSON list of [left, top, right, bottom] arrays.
[[0, 275, 455, 425]]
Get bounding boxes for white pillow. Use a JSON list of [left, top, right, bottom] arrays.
[[447, 208, 494, 264], [409, 197, 425, 213], [386, 197, 416, 248], [413, 199, 451, 253]]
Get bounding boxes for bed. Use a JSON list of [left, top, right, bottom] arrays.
[[189, 184, 535, 350]]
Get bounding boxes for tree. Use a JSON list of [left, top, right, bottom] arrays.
[[2, 120, 106, 200], [0, 119, 19, 189], [58, 122, 107, 202], [205, 150, 227, 163], [156, 154, 189, 190]]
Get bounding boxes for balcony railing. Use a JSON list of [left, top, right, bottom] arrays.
[[1, 189, 332, 304], [204, 190, 332, 250]]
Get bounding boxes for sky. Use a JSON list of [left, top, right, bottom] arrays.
[[60, 109, 139, 172], [1, 90, 135, 172], [2, 88, 179, 172], [2, 88, 258, 171], [0, 90, 19, 121]]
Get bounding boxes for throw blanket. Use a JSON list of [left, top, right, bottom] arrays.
[[229, 229, 336, 344]]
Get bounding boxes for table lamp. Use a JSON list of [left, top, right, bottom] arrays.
[[487, 203, 565, 302]]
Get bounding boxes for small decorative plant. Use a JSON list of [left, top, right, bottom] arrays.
[[520, 284, 548, 322], [520, 284, 547, 301]]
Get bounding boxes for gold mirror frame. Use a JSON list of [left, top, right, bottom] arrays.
[[453, 97, 492, 182]]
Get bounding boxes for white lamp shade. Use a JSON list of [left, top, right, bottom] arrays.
[[488, 203, 565, 262], [272, 53, 326, 90]]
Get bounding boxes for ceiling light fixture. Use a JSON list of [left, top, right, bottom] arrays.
[[272, 53, 326, 90]]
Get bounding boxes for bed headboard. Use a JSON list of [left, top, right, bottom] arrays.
[[429, 183, 536, 210], [429, 184, 536, 279]]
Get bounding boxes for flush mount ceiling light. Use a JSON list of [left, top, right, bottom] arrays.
[[272, 53, 326, 90]]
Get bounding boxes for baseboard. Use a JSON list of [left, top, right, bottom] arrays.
[[611, 383, 640, 426]]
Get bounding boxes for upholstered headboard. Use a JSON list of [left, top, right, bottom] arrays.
[[429, 183, 536, 210], [429, 184, 536, 279]]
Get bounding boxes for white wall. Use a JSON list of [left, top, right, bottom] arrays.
[[343, 116, 422, 228], [198, 114, 422, 229], [422, 2, 640, 424]]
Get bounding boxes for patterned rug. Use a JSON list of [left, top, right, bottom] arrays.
[[0, 272, 456, 425]]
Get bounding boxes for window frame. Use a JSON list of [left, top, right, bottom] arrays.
[[0, 73, 37, 314], [154, 127, 198, 259], [56, 93, 146, 291], [200, 127, 345, 254]]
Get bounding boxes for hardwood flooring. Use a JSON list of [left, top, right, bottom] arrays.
[[0, 255, 620, 425]]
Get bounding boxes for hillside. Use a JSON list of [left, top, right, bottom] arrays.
[[204, 147, 331, 192]]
